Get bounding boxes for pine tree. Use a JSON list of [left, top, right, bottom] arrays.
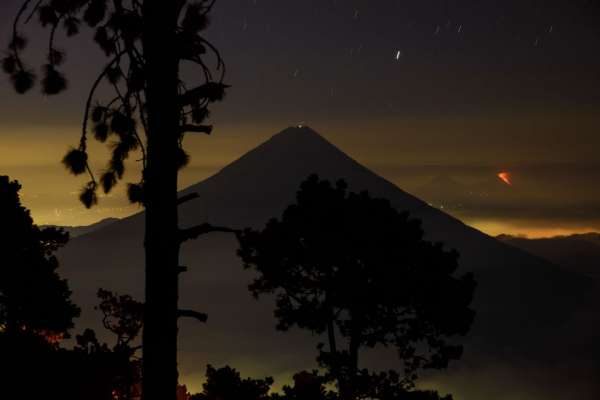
[[0, 175, 80, 339], [238, 175, 476, 400], [3, 2, 236, 399]]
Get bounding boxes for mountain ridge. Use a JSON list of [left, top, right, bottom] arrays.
[[43, 217, 120, 238], [498, 232, 600, 278]]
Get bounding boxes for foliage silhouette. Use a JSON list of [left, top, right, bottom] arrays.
[[97, 288, 144, 348], [3, 2, 236, 399], [0, 175, 80, 338], [238, 175, 476, 400], [94, 288, 145, 399], [183, 367, 452, 400], [0, 181, 141, 399], [0, 330, 139, 400], [189, 365, 274, 400], [69, 326, 141, 400], [334, 370, 453, 400], [271, 371, 337, 400]]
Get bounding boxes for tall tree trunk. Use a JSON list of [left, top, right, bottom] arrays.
[[347, 334, 360, 400], [141, 2, 181, 400], [344, 316, 361, 400]]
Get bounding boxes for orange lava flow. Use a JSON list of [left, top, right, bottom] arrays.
[[497, 171, 512, 186]]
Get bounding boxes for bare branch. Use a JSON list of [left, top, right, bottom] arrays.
[[81, 49, 127, 150], [177, 309, 207, 323], [179, 223, 241, 243], [199, 36, 226, 79], [177, 265, 188, 274], [180, 124, 212, 135], [24, 0, 43, 24], [177, 192, 199, 206], [11, 0, 35, 70]]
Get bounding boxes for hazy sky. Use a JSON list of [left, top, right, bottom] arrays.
[[1, 0, 600, 237]]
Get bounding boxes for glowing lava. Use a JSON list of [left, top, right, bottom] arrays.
[[497, 171, 512, 186]]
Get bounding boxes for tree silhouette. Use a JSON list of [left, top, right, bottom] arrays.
[[0, 176, 139, 399], [3, 2, 235, 399], [95, 288, 145, 399], [97, 288, 144, 349], [67, 327, 139, 400], [0, 175, 80, 339], [238, 175, 476, 400], [53, 290, 144, 400]]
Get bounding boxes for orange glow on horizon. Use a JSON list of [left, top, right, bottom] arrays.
[[497, 171, 512, 186], [468, 218, 598, 239]]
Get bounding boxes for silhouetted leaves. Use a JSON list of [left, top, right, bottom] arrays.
[[3, 0, 228, 214], [94, 26, 116, 55], [42, 64, 68, 95], [347, 370, 453, 400], [79, 181, 98, 209], [2, 55, 17, 74], [11, 68, 35, 94], [110, 12, 143, 42], [100, 170, 117, 194], [177, 31, 208, 59], [204, 82, 228, 102], [106, 65, 122, 84], [64, 17, 81, 37], [0, 283, 142, 400], [110, 111, 135, 135], [96, 289, 143, 346], [38, 5, 58, 27], [112, 132, 138, 158], [190, 365, 274, 400], [182, 3, 211, 33], [128, 65, 145, 91], [48, 48, 66, 66], [94, 121, 109, 142], [192, 106, 210, 123], [274, 371, 337, 400], [0, 176, 79, 337], [109, 154, 125, 179], [62, 147, 88, 175], [9, 34, 27, 50], [84, 0, 107, 27], [91, 104, 107, 123], [127, 182, 144, 204], [176, 147, 190, 170]]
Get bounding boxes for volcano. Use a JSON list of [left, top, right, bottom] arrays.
[[58, 126, 597, 398]]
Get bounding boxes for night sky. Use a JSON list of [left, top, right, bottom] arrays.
[[1, 0, 600, 237]]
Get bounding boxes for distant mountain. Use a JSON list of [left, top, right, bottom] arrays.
[[498, 233, 600, 278], [57, 127, 599, 399], [578, 232, 600, 246], [44, 218, 119, 238]]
